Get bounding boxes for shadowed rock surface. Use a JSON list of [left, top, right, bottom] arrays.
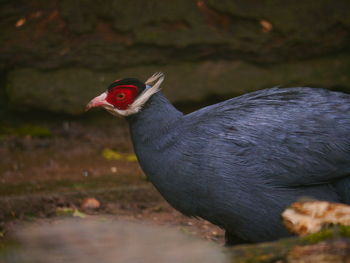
[[7, 56, 350, 114], [1, 0, 350, 114]]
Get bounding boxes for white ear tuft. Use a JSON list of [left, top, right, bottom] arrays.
[[145, 72, 164, 86]]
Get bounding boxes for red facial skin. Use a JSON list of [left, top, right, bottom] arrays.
[[106, 85, 139, 110]]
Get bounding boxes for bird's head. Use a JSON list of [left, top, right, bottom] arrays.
[[86, 72, 164, 117]]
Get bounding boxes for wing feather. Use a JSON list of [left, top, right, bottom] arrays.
[[181, 87, 350, 187]]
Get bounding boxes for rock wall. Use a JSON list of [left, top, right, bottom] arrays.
[[1, 0, 350, 114]]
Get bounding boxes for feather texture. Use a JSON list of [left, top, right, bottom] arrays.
[[127, 85, 350, 243]]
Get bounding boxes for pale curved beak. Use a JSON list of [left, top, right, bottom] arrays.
[[86, 92, 109, 111]]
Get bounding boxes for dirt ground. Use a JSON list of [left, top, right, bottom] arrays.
[[0, 112, 224, 244]]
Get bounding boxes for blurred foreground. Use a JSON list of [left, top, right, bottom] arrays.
[[3, 219, 227, 263]]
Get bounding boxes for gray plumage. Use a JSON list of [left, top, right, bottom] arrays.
[[126, 86, 350, 244]]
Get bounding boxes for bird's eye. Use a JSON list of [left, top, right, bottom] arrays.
[[116, 93, 126, 100]]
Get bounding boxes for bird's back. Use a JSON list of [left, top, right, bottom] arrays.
[[182, 87, 350, 188]]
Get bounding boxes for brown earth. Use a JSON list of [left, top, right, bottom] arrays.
[[0, 112, 224, 244]]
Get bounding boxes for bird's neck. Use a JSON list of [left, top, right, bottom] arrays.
[[127, 92, 183, 142], [126, 93, 194, 216]]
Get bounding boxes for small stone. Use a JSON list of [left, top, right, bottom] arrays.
[[81, 198, 101, 211], [63, 121, 70, 131], [110, 166, 117, 173]]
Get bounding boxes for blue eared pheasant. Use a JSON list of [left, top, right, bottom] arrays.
[[86, 72, 350, 245]]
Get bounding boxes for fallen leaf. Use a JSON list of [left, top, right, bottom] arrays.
[[102, 148, 123, 160], [259, 19, 273, 32], [102, 148, 138, 162], [126, 154, 137, 162], [16, 18, 26, 27], [73, 210, 87, 218], [56, 207, 87, 218]]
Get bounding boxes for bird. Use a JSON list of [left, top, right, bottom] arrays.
[[86, 72, 350, 245]]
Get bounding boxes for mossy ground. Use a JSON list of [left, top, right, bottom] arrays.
[[302, 225, 350, 244], [0, 124, 51, 138]]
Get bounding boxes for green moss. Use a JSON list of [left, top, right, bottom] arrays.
[[338, 225, 350, 237], [0, 174, 143, 197], [7, 54, 350, 115], [302, 229, 334, 243], [303, 225, 350, 243], [225, 238, 298, 263], [15, 125, 51, 137], [0, 240, 21, 258], [0, 124, 51, 138], [55, 207, 87, 218]]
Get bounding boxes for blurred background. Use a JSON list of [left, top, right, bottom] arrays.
[[1, 0, 350, 261], [2, 0, 350, 116]]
